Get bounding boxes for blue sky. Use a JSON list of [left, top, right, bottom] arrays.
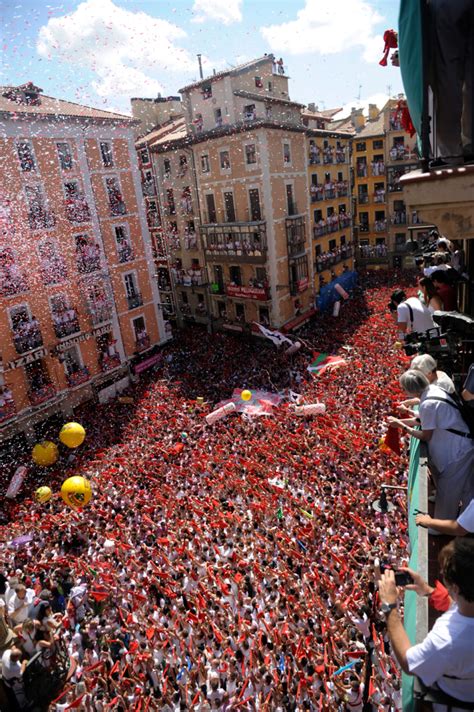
[[1, 0, 403, 116]]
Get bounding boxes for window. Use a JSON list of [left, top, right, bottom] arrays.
[[373, 139, 383, 150], [114, 225, 133, 263], [38, 240, 67, 284], [166, 188, 176, 215], [63, 345, 82, 377], [163, 158, 171, 177], [57, 142, 73, 171], [220, 150, 231, 170], [235, 303, 245, 322], [0, 247, 28, 297], [245, 144, 257, 165], [327, 207, 334, 218], [393, 136, 405, 147], [395, 233, 406, 245], [255, 76, 263, 88], [259, 306, 269, 325], [329, 239, 337, 251], [283, 142, 291, 165], [17, 140, 36, 172], [267, 81, 272, 92], [249, 189, 261, 221], [230, 265, 242, 286], [201, 154, 210, 173], [106, 177, 126, 216], [75, 234, 100, 273], [133, 316, 148, 348], [338, 204, 346, 214], [374, 154, 384, 163], [286, 184, 295, 215], [217, 301, 227, 318], [206, 194, 217, 223], [99, 141, 114, 168], [224, 192, 236, 222], [244, 104, 256, 121], [340, 234, 346, 245], [139, 147, 150, 165], [214, 108, 223, 127], [314, 209, 322, 222], [202, 85, 212, 99], [124, 273, 142, 309], [180, 292, 188, 304], [315, 244, 322, 257], [337, 171, 343, 181], [356, 141, 366, 152]]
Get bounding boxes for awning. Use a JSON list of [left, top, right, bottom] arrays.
[[282, 308, 317, 333], [132, 353, 162, 374]]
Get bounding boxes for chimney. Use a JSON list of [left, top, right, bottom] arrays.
[[351, 107, 365, 130], [368, 103, 379, 121], [307, 102, 316, 113], [197, 54, 203, 79]]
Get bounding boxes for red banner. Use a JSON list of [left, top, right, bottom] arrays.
[[226, 285, 269, 301]]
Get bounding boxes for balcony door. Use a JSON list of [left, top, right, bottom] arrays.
[[213, 265, 224, 291], [249, 189, 261, 221], [124, 273, 138, 298], [286, 184, 295, 216], [224, 192, 236, 222], [206, 193, 217, 223]]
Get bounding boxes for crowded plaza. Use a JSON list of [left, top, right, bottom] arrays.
[[2, 267, 472, 711]]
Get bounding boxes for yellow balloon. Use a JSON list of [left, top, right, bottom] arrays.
[[59, 422, 86, 449], [241, 390, 252, 402], [32, 441, 59, 467], [35, 486, 52, 504], [60, 476, 92, 510]]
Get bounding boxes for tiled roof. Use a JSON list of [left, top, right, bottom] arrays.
[[319, 108, 343, 118], [328, 117, 355, 134], [0, 85, 134, 122], [179, 55, 275, 93], [233, 89, 304, 108], [355, 114, 385, 138], [137, 116, 188, 149]]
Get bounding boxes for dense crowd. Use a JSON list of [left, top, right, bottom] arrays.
[[0, 273, 421, 710]]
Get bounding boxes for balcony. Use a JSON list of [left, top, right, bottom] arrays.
[[0, 275, 29, 298], [109, 200, 127, 217], [0, 399, 16, 424], [357, 245, 388, 260], [28, 383, 56, 406], [373, 192, 386, 203], [371, 162, 385, 176], [76, 251, 101, 274], [336, 150, 346, 163], [225, 283, 270, 301], [174, 270, 207, 287], [202, 221, 267, 263], [336, 181, 349, 197], [135, 334, 151, 352], [41, 259, 68, 286], [88, 302, 112, 326], [357, 167, 368, 178], [100, 352, 121, 372], [28, 209, 55, 230], [289, 276, 309, 296], [391, 211, 407, 225], [315, 245, 353, 272], [388, 146, 416, 162], [286, 215, 306, 257], [142, 179, 156, 197], [127, 292, 143, 310], [358, 194, 369, 204], [210, 282, 225, 295], [13, 327, 43, 355], [339, 214, 352, 229], [65, 198, 91, 224], [66, 366, 90, 388], [374, 220, 387, 232], [54, 317, 80, 339], [308, 152, 321, 165], [310, 186, 324, 202], [183, 233, 198, 250], [323, 150, 334, 165], [313, 223, 328, 238], [147, 211, 161, 229], [117, 245, 134, 264], [323, 186, 336, 200]]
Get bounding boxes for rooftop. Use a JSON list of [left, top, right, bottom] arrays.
[[0, 82, 135, 123], [179, 55, 277, 94], [136, 116, 188, 149], [233, 89, 304, 109], [354, 113, 385, 138]]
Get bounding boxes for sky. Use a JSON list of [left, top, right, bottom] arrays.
[[1, 0, 404, 117]]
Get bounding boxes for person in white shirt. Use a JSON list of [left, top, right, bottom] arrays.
[[379, 538, 474, 709], [416, 497, 474, 536], [8, 584, 35, 625], [389, 290, 436, 337]]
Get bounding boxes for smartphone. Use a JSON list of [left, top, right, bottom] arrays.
[[394, 571, 413, 586]]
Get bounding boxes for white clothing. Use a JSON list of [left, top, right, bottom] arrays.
[[1, 649, 22, 681], [8, 589, 35, 624], [424, 264, 451, 277], [457, 499, 474, 533], [435, 371, 455, 394], [397, 297, 436, 334], [406, 604, 474, 702], [419, 385, 473, 473]]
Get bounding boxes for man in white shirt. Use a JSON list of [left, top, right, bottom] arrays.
[[416, 498, 474, 536], [389, 290, 436, 337], [379, 538, 474, 710], [8, 584, 35, 625]]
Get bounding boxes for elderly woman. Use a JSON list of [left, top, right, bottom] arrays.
[[389, 369, 474, 520]]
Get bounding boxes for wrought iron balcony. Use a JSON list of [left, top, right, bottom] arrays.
[[127, 292, 143, 310], [202, 221, 267, 262], [66, 367, 90, 388], [135, 334, 151, 352], [28, 383, 56, 406], [13, 327, 43, 354], [0, 399, 16, 423], [28, 209, 56, 230], [54, 317, 80, 339], [65, 198, 91, 223]]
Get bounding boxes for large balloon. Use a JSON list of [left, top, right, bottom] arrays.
[[32, 441, 59, 467], [60, 476, 92, 509], [241, 389, 252, 402], [59, 422, 86, 449], [35, 486, 52, 504]]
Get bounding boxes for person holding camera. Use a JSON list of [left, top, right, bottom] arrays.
[[388, 370, 474, 520], [378, 538, 474, 709], [389, 289, 436, 340], [416, 497, 474, 536]]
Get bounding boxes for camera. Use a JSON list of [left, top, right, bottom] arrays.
[[379, 563, 414, 587]]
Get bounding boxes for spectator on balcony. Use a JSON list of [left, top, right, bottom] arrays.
[[309, 143, 320, 164], [389, 289, 436, 337], [416, 496, 474, 536], [410, 353, 455, 395], [390, 369, 474, 520], [423, 252, 453, 278], [277, 57, 285, 75], [379, 539, 474, 706], [418, 276, 443, 312]]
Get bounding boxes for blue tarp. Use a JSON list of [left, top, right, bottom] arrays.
[[316, 271, 358, 312]]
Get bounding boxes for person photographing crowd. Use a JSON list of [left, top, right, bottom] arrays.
[[389, 289, 437, 341]]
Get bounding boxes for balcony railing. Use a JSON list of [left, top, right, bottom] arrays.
[[225, 283, 270, 301], [374, 220, 387, 232], [323, 187, 336, 199], [336, 150, 346, 163], [336, 181, 348, 197], [358, 194, 369, 204], [41, 260, 68, 286], [76, 252, 101, 274], [28, 383, 56, 406], [202, 221, 267, 261], [0, 399, 16, 423], [373, 192, 386, 203], [183, 234, 198, 250], [174, 271, 207, 286], [357, 167, 368, 178], [308, 152, 321, 165], [371, 162, 385, 176], [127, 292, 143, 310], [339, 214, 352, 229], [88, 302, 112, 326], [28, 209, 55, 230], [66, 366, 90, 388], [391, 211, 407, 225], [117, 245, 134, 263], [54, 317, 80, 339], [0, 276, 29, 298], [142, 180, 156, 197], [13, 327, 43, 354], [357, 245, 388, 258], [147, 212, 161, 228], [65, 199, 91, 223], [323, 151, 334, 164], [315, 245, 353, 272], [310, 187, 324, 202], [135, 334, 151, 352]]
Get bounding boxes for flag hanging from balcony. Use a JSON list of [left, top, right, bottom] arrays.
[[253, 322, 293, 347], [307, 352, 347, 376]]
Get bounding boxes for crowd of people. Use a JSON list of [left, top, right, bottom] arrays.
[[0, 270, 470, 710]]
